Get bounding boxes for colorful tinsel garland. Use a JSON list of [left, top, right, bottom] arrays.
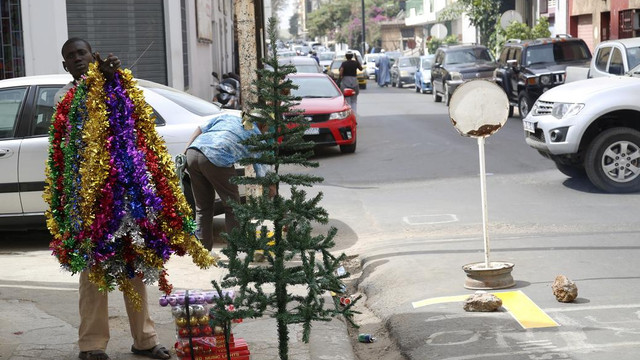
[[44, 62, 214, 309]]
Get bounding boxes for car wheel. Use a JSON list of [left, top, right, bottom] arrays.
[[398, 80, 403, 88], [444, 84, 450, 106], [340, 141, 357, 154], [508, 105, 514, 118], [518, 92, 532, 118], [555, 162, 586, 178], [585, 127, 640, 193], [433, 85, 442, 102]]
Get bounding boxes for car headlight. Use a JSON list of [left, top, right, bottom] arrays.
[[540, 74, 551, 85], [329, 109, 352, 120], [449, 71, 463, 81], [551, 102, 584, 119], [400, 71, 409, 76]]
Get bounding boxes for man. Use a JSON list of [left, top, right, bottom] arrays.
[[310, 50, 320, 64], [338, 50, 363, 115], [183, 113, 268, 251], [376, 49, 391, 87], [51, 38, 172, 360]]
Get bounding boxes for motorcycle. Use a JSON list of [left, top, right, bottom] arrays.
[[212, 72, 241, 110]]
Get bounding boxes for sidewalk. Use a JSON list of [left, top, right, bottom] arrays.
[[0, 248, 356, 360]]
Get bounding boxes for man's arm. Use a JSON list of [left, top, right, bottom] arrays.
[[183, 127, 203, 153]]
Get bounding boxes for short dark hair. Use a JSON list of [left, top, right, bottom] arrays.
[[345, 53, 353, 60], [61, 37, 92, 56]]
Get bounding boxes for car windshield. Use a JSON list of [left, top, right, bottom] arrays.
[[318, 52, 334, 61], [626, 46, 640, 70], [525, 42, 591, 66], [143, 84, 222, 117], [421, 58, 432, 68], [398, 57, 419, 67], [289, 77, 341, 98], [295, 64, 321, 73], [444, 48, 494, 65]]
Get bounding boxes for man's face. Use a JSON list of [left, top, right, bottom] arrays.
[[62, 40, 94, 80]]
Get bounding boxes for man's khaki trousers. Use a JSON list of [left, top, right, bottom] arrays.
[[78, 271, 158, 352]]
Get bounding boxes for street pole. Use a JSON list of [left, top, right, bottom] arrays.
[[361, 0, 366, 54]]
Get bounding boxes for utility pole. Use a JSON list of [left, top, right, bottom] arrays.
[[361, 0, 366, 54], [234, 0, 259, 112]]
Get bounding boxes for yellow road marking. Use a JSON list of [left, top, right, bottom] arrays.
[[411, 295, 469, 308], [495, 290, 559, 329], [412, 290, 559, 329]]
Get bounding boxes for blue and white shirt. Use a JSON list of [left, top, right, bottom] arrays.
[[188, 114, 267, 177]]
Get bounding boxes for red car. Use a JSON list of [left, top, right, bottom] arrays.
[[287, 73, 357, 153]]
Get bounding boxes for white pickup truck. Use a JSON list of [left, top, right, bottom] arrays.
[[523, 67, 640, 193], [565, 37, 640, 82]]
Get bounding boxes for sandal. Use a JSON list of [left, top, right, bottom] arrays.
[[131, 344, 171, 359], [78, 350, 110, 360]]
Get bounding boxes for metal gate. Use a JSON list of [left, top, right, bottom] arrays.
[[576, 15, 594, 54], [66, 0, 167, 85]]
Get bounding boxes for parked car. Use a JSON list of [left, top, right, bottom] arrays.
[[0, 74, 241, 229], [328, 56, 368, 89], [277, 56, 323, 73], [431, 44, 497, 106], [287, 73, 357, 153], [318, 51, 335, 73], [493, 36, 591, 118], [565, 37, 640, 82], [415, 54, 435, 93], [390, 56, 420, 88], [364, 53, 381, 79], [523, 65, 640, 193]]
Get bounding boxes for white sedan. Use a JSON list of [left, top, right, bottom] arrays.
[[0, 74, 240, 229]]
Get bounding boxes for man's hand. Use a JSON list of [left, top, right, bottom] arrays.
[[95, 52, 121, 81]]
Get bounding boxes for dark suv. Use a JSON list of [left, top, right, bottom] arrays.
[[493, 36, 591, 118], [431, 44, 497, 105]]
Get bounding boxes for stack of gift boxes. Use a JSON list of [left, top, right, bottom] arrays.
[[159, 290, 250, 360]]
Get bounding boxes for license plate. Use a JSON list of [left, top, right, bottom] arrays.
[[523, 120, 536, 133], [304, 127, 319, 135]]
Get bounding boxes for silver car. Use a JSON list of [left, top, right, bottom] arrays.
[[0, 74, 241, 229]]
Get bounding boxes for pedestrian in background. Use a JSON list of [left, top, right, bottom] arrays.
[[310, 50, 320, 64], [339, 50, 363, 116], [49, 38, 173, 360], [184, 113, 268, 251], [376, 49, 391, 87]]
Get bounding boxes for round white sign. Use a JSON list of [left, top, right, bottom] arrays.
[[448, 80, 509, 138]]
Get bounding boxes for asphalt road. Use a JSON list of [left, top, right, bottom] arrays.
[[291, 79, 640, 360]]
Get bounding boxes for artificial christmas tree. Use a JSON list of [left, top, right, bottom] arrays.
[[209, 18, 360, 360]]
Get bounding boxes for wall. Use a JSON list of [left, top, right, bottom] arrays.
[[164, 0, 184, 90], [21, 0, 68, 76]]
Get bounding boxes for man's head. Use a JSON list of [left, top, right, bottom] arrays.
[[61, 38, 94, 80], [346, 50, 353, 60]]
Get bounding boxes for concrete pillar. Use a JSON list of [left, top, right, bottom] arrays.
[[234, 0, 258, 112]]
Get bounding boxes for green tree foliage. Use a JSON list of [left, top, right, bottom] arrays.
[[288, 13, 299, 37], [209, 18, 360, 360], [494, 16, 552, 55], [531, 16, 551, 38], [426, 34, 459, 54], [307, 0, 399, 51], [437, 0, 501, 46]]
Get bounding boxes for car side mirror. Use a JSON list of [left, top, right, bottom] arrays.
[[506, 59, 518, 68], [343, 88, 355, 97]]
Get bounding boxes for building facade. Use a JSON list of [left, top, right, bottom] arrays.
[[1, 0, 237, 101], [568, 0, 640, 53]]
